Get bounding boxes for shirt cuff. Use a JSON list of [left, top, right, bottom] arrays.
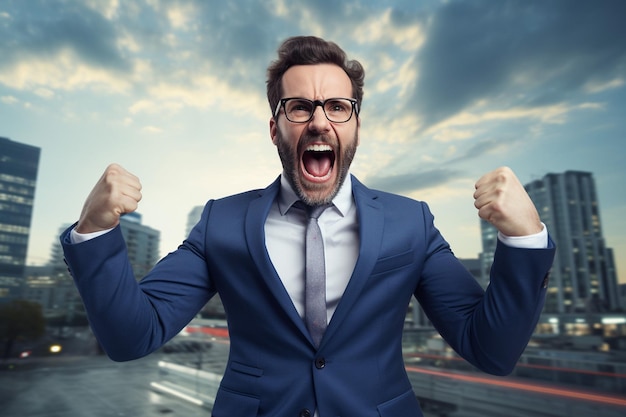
[[497, 223, 548, 249], [70, 226, 115, 244]]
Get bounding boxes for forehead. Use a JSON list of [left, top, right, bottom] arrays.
[[281, 64, 352, 98]]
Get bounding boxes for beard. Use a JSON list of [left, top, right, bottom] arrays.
[[275, 126, 358, 206]]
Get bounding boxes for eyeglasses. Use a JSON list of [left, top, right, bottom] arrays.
[[273, 97, 359, 123]]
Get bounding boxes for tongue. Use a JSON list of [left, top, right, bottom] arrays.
[[303, 151, 332, 177]]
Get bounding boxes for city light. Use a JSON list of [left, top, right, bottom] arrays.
[[406, 366, 626, 407], [149, 382, 205, 407], [602, 317, 626, 325]]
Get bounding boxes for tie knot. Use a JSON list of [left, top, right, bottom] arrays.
[[293, 201, 331, 220], [308, 204, 330, 220]]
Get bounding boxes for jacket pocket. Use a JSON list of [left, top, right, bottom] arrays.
[[212, 387, 260, 416], [219, 361, 264, 398], [377, 389, 423, 417], [371, 249, 414, 276], [231, 361, 264, 377]]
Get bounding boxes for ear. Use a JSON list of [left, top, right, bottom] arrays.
[[356, 116, 361, 146], [269, 117, 278, 145]]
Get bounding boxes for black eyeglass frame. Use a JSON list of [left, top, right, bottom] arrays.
[[273, 97, 360, 123]]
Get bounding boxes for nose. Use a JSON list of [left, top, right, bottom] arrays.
[[307, 105, 331, 133]]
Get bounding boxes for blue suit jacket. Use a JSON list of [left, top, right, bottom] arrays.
[[61, 175, 555, 417]]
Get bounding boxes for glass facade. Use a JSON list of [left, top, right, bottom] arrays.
[[119, 212, 160, 281], [0, 137, 40, 301]]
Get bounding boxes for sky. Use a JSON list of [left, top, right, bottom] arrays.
[[1, 0, 625, 283]]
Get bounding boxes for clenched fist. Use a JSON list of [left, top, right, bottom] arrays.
[[76, 164, 142, 234], [473, 167, 543, 237]]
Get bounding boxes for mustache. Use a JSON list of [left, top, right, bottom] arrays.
[[299, 134, 335, 149]]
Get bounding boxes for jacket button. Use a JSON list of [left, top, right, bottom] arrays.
[[315, 357, 326, 369], [299, 409, 311, 417], [542, 273, 550, 289]]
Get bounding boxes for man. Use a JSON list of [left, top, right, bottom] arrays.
[[61, 36, 555, 417]]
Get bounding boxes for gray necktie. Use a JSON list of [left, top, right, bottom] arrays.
[[303, 203, 330, 348]]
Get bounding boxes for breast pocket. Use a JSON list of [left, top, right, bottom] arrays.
[[370, 249, 414, 276]]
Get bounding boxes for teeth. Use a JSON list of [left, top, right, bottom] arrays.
[[306, 144, 332, 152]]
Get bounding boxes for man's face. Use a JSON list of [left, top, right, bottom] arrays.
[[270, 64, 360, 206]]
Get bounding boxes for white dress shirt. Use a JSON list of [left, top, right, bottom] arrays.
[[265, 174, 359, 324]]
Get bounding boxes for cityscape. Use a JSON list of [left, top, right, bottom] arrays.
[[1, 1, 626, 416], [1, 135, 625, 416]]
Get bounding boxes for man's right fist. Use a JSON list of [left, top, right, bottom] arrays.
[[76, 164, 142, 234]]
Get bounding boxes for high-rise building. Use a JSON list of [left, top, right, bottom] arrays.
[[0, 137, 41, 302], [39, 224, 85, 321], [186, 205, 204, 237], [478, 220, 497, 290], [119, 212, 160, 280], [185, 204, 226, 319], [480, 171, 621, 313]]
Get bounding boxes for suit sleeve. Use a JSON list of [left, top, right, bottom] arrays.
[[414, 203, 555, 375], [60, 203, 216, 361]]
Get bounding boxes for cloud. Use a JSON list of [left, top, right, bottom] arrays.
[[0, 0, 286, 116], [128, 73, 268, 121], [410, 0, 626, 130], [365, 98, 604, 194], [445, 137, 513, 164], [142, 125, 162, 134], [4, 0, 619, 150], [427, 101, 606, 138], [366, 167, 462, 195], [0, 0, 129, 72], [1, 95, 18, 104], [0, 51, 133, 93], [358, 8, 425, 51], [165, 3, 196, 30], [34, 88, 54, 99], [0, 0, 138, 94], [0, 0, 426, 118], [584, 78, 625, 94]]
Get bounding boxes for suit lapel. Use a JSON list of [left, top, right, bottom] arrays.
[[244, 177, 312, 340], [244, 175, 386, 349], [321, 176, 384, 347]]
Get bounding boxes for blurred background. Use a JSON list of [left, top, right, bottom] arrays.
[[1, 1, 625, 416]]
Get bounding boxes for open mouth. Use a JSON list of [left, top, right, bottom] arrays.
[[302, 144, 335, 181]]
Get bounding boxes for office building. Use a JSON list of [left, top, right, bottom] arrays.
[[28, 224, 85, 321], [21, 260, 86, 326], [478, 218, 497, 290], [119, 212, 160, 280], [186, 205, 204, 237], [0, 137, 40, 302], [185, 204, 226, 319]]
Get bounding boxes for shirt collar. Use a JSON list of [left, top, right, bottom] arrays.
[[277, 173, 354, 217]]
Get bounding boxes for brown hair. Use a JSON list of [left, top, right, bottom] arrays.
[[266, 36, 365, 117]]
